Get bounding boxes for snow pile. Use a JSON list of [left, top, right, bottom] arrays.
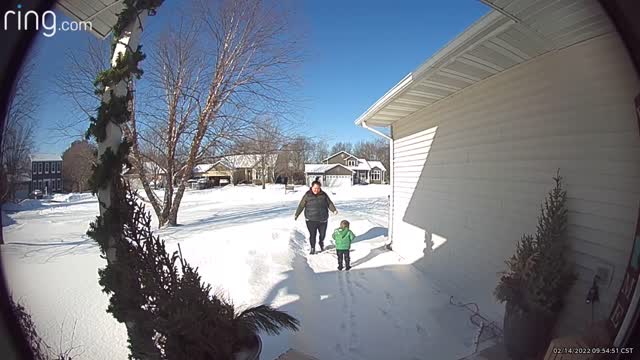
[[1, 199, 44, 212], [52, 193, 95, 203], [2, 184, 486, 360], [2, 210, 15, 226]]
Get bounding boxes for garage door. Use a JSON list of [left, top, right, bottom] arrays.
[[323, 175, 352, 187], [306, 175, 321, 186]]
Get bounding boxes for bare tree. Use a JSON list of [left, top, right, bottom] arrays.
[[57, 0, 301, 227], [62, 140, 97, 193], [373, 137, 390, 181], [273, 136, 305, 183], [352, 140, 378, 160], [1, 62, 37, 203], [312, 138, 330, 163], [330, 141, 353, 156], [156, 0, 299, 225], [241, 117, 284, 189], [55, 39, 111, 140]]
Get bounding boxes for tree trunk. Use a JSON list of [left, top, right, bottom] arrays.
[[95, 14, 160, 359], [125, 82, 164, 225]]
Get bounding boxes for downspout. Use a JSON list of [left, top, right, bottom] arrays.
[[360, 119, 394, 249], [360, 119, 392, 141]]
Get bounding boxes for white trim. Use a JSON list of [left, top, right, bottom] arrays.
[[354, 74, 414, 126], [305, 163, 354, 175], [415, 11, 507, 78], [322, 150, 359, 163], [389, 125, 394, 245]]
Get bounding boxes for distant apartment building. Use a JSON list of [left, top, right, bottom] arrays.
[[30, 154, 63, 195]]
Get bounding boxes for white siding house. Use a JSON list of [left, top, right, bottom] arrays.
[[355, 0, 640, 341]]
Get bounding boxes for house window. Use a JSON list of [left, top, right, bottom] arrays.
[[372, 170, 381, 181], [45, 162, 49, 173], [57, 179, 61, 190], [38, 162, 42, 174], [347, 159, 357, 167], [58, 162, 62, 173], [32, 163, 36, 174], [37, 180, 42, 190]]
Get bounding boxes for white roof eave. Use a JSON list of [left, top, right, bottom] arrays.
[[354, 10, 508, 128], [354, 1, 614, 129], [56, 0, 126, 39]]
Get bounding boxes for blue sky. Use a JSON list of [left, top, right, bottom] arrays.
[[28, 0, 488, 155]]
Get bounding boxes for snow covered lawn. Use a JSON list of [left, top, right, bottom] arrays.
[[2, 184, 485, 359]]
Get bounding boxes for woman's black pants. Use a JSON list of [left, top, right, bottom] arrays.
[[306, 220, 327, 250]]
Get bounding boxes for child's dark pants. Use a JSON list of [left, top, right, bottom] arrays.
[[337, 249, 350, 269]]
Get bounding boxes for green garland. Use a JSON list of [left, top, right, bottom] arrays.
[[84, 0, 164, 357], [112, 0, 164, 40]]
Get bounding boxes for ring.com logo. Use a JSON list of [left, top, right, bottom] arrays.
[[3, 3, 93, 38]]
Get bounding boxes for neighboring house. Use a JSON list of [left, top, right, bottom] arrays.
[[7, 173, 31, 200], [191, 161, 233, 187], [30, 154, 63, 195], [354, 0, 640, 339], [304, 164, 353, 187], [123, 162, 166, 189], [217, 154, 278, 185], [322, 151, 387, 184]]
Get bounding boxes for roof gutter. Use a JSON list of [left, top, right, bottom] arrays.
[[354, 73, 414, 127], [360, 119, 392, 141]]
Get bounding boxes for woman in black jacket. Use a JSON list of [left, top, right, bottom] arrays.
[[294, 181, 338, 254]]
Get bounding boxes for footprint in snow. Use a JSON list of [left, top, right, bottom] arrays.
[[385, 291, 393, 304], [416, 323, 428, 337], [353, 280, 371, 294]]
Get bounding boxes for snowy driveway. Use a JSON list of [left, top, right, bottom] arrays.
[[2, 185, 485, 359]]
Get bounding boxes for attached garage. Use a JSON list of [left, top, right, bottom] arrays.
[[323, 174, 352, 187], [355, 0, 640, 345], [304, 164, 354, 187]]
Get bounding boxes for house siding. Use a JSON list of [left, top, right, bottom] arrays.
[[326, 152, 355, 166], [30, 160, 63, 193], [391, 33, 640, 336], [326, 166, 353, 176]]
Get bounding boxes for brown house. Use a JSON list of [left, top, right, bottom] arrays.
[[322, 151, 387, 184]]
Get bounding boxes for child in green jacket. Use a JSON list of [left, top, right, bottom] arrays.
[[332, 220, 355, 271]]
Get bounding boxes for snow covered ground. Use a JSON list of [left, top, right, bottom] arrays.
[[2, 184, 489, 360]]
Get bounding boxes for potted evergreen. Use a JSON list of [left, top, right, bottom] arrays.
[[494, 171, 576, 359], [90, 187, 299, 359]]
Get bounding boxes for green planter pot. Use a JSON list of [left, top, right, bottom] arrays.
[[503, 302, 554, 359]]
